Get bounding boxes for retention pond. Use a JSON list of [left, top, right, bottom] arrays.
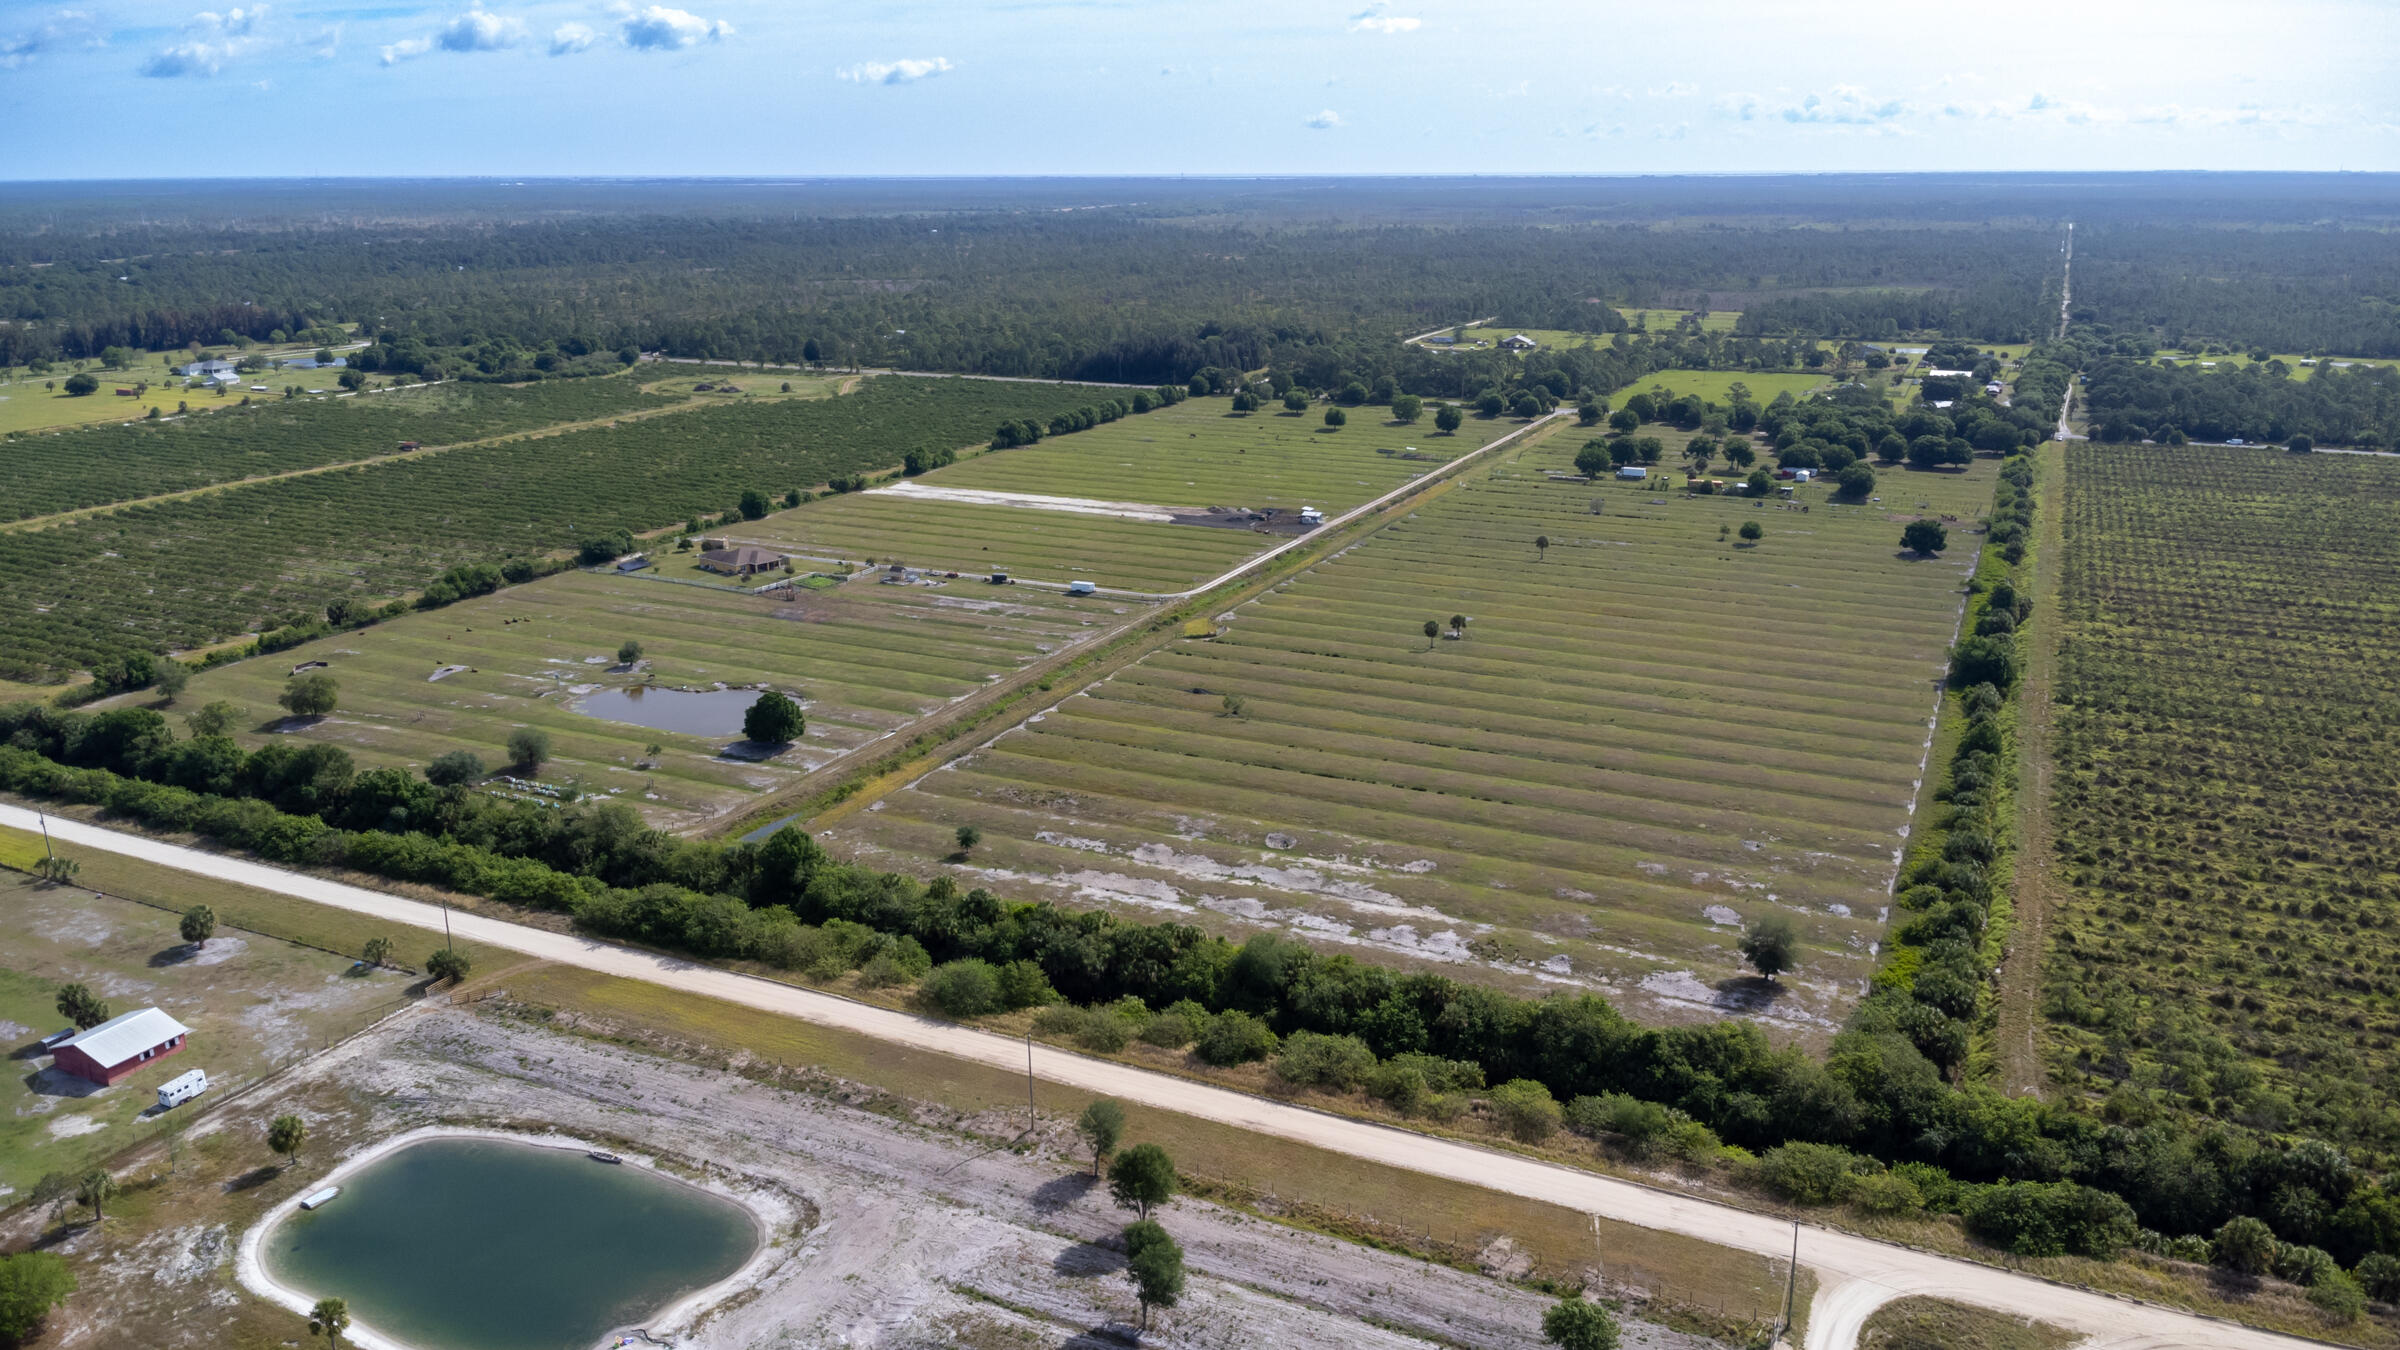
[[571, 685, 759, 737], [262, 1136, 759, 1350]]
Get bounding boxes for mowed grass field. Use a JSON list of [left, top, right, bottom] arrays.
[[828, 428, 1997, 1029], [738, 396, 1521, 593], [1610, 369, 1828, 410], [129, 567, 1128, 827], [1618, 308, 1743, 333]]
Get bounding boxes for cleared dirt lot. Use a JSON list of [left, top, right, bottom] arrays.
[[10, 995, 1727, 1350]]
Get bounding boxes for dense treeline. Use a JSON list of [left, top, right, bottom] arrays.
[[0, 209, 2057, 382], [2075, 226, 2400, 358], [1738, 283, 2054, 345], [5, 698, 2397, 1276], [2082, 353, 2400, 447]]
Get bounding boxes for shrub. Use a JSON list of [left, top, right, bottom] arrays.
[[996, 959, 1057, 1009], [1962, 1181, 2137, 1258], [1757, 1142, 1865, 1206], [2311, 1271, 2367, 1323], [2276, 1242, 2342, 1288], [424, 750, 484, 786], [1852, 1171, 1925, 1215], [507, 727, 551, 771], [1139, 1006, 1201, 1049], [1194, 1010, 1277, 1065], [2212, 1215, 2277, 1274], [2354, 1252, 2400, 1301], [1365, 1063, 1432, 1115], [1486, 1079, 1562, 1142], [1565, 1093, 1676, 1156], [0, 1250, 77, 1342], [858, 951, 913, 988], [920, 959, 1001, 1016], [1273, 1031, 1377, 1091]]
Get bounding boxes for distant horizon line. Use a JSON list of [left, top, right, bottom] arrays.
[[4, 169, 2396, 187]]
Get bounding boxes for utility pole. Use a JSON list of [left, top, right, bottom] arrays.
[[1024, 1030, 1037, 1134], [37, 809, 54, 862], [1779, 1218, 1800, 1342]]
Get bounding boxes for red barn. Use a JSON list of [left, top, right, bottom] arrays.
[[51, 1007, 191, 1087]]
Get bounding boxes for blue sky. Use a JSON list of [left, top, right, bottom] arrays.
[[3, 0, 2394, 179]]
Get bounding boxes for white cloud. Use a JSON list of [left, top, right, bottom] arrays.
[[1306, 109, 1342, 129], [1349, 5, 1421, 34], [621, 5, 732, 51], [1779, 86, 1908, 125], [837, 56, 952, 85], [2, 8, 103, 69], [140, 4, 268, 77], [1714, 92, 1760, 121], [379, 35, 432, 64], [436, 8, 525, 52], [548, 22, 596, 55]]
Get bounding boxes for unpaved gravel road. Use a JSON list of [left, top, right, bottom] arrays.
[[0, 802, 2325, 1350]]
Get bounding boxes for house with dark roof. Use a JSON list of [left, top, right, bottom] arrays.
[[697, 546, 787, 577]]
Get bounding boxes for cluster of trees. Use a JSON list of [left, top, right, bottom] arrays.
[[344, 330, 637, 385], [8, 698, 2400, 1271], [2082, 353, 2400, 447], [990, 385, 1185, 449]]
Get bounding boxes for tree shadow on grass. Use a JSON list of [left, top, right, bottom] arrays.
[[1063, 1327, 1139, 1348], [1709, 976, 1791, 1015], [1030, 1171, 1096, 1215], [147, 943, 201, 968], [1052, 1239, 1124, 1280], [222, 1165, 281, 1195]]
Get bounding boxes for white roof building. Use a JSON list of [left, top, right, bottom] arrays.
[[1925, 368, 1977, 379], [59, 1007, 190, 1067]]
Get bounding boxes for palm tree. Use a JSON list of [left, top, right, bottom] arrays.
[[310, 1297, 351, 1349], [78, 1169, 115, 1222]]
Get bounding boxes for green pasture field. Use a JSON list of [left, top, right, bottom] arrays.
[[827, 429, 1996, 1027], [933, 394, 1514, 510], [1618, 308, 1742, 334], [738, 394, 1523, 593], [0, 851, 410, 1196], [0, 338, 362, 436], [738, 495, 1264, 594], [2045, 445, 2400, 1154], [1609, 369, 1829, 410], [117, 566, 1124, 828]]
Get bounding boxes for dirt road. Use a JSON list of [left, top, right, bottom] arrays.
[[0, 802, 2322, 1350]]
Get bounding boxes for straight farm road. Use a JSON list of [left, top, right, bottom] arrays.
[[0, 801, 2322, 1350]]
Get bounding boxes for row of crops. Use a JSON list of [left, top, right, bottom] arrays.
[[0, 376, 1120, 679], [3, 376, 670, 521], [2049, 444, 2400, 1153]]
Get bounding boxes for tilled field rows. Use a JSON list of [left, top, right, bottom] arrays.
[[830, 436, 1993, 1027], [164, 568, 1119, 826]]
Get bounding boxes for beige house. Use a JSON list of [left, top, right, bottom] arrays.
[[697, 546, 787, 577]]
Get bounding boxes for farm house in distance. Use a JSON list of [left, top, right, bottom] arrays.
[[696, 545, 788, 577], [50, 1007, 191, 1087]]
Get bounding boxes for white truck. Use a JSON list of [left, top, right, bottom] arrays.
[[157, 1069, 209, 1109]]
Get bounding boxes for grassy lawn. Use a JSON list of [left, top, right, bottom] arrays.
[[828, 424, 1996, 1027], [0, 828, 425, 1198], [1859, 1296, 2077, 1350], [1610, 369, 1829, 410], [116, 567, 1127, 829], [740, 394, 1522, 592]]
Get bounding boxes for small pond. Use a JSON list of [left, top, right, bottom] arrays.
[[571, 685, 759, 737], [264, 1137, 758, 1350]]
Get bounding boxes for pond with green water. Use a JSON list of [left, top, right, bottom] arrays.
[[264, 1137, 758, 1350]]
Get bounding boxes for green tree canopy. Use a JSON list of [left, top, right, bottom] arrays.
[[1739, 914, 1799, 980], [279, 672, 340, 718], [1542, 1296, 1621, 1350], [1108, 1143, 1178, 1220], [0, 1250, 77, 1343], [1078, 1099, 1127, 1177], [743, 690, 805, 744]]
